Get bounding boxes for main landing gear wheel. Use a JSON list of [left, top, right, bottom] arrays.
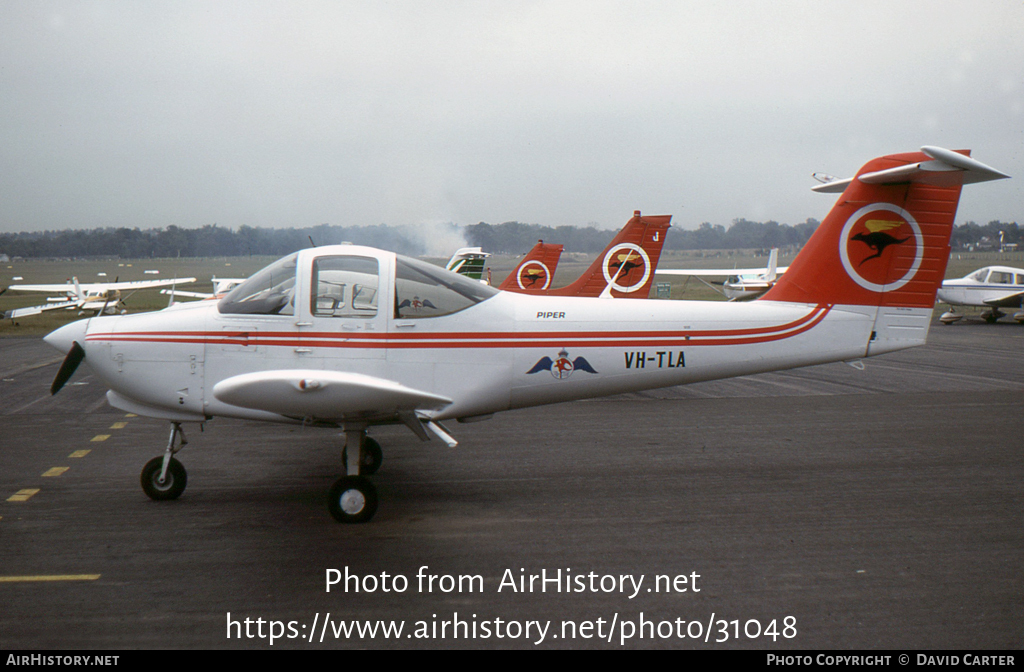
[[328, 476, 378, 523], [140, 456, 187, 501], [342, 436, 383, 475]]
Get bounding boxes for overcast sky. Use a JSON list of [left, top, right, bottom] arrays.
[[2, 1, 1022, 242]]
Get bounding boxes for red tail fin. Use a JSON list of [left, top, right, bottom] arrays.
[[548, 210, 672, 298], [763, 147, 1008, 307], [498, 240, 564, 293]]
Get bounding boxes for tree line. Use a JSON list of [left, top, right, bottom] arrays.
[[1, 218, 1018, 259]]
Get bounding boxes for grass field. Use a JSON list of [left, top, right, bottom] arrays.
[[4, 249, 1024, 338]]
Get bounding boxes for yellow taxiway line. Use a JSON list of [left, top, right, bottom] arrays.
[[0, 575, 101, 582]]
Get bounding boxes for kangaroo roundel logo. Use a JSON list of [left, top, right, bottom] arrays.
[[839, 203, 923, 293], [516, 260, 552, 290], [602, 243, 651, 293]]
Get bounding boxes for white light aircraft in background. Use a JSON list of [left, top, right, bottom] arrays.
[[42, 146, 1008, 523], [936, 265, 1024, 323], [655, 248, 788, 301], [4, 276, 196, 320]]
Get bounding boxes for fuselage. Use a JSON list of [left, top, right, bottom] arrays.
[[45, 245, 911, 427], [936, 265, 1024, 308]]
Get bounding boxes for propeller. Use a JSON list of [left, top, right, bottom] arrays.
[[51, 341, 85, 395]]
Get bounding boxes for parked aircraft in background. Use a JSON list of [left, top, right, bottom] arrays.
[[503, 210, 671, 298], [4, 276, 196, 320], [458, 210, 670, 299], [656, 248, 788, 301], [41, 146, 1007, 523], [496, 240, 564, 293], [937, 265, 1024, 323], [445, 247, 490, 282]]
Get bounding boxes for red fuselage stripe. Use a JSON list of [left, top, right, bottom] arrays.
[[84, 305, 831, 349]]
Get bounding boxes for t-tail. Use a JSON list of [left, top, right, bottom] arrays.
[[497, 240, 564, 293], [761, 146, 1009, 354], [547, 210, 672, 298]]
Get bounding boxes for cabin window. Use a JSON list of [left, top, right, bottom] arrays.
[[219, 253, 297, 315], [311, 255, 379, 318], [990, 271, 1013, 284], [394, 255, 498, 319]]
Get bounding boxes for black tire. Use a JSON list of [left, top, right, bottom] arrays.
[[327, 476, 378, 523], [342, 436, 383, 475], [140, 456, 187, 501]]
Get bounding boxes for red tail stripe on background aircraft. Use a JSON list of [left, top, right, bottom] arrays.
[[42, 145, 1008, 523]]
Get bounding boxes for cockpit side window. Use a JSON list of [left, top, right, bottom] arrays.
[[990, 271, 1013, 284], [311, 255, 379, 318], [219, 253, 297, 315], [394, 255, 498, 319]]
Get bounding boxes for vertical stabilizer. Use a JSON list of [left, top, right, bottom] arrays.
[[498, 240, 564, 293], [548, 210, 672, 298], [762, 147, 1008, 354]]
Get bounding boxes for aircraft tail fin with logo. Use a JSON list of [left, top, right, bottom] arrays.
[[762, 147, 1008, 310], [548, 210, 672, 298], [498, 240, 564, 293]]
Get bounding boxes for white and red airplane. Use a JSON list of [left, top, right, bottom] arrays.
[[42, 146, 1007, 523], [498, 211, 671, 298]]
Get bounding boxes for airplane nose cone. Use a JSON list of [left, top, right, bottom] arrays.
[[43, 318, 90, 354]]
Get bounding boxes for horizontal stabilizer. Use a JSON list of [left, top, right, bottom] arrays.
[[212, 369, 452, 421], [812, 146, 1008, 193]]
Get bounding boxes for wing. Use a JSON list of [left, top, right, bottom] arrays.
[[7, 282, 79, 293], [160, 289, 215, 299], [9, 277, 196, 293], [655, 267, 773, 276], [103, 277, 197, 290], [526, 357, 554, 374], [3, 299, 81, 319], [212, 369, 452, 421], [982, 291, 1024, 308]]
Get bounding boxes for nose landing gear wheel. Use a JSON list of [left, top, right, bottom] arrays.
[[140, 456, 188, 501], [328, 476, 378, 523]]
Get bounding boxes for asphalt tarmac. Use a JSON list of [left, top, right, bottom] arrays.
[[1, 320, 1022, 650]]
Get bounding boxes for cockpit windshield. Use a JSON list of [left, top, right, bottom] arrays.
[[394, 255, 498, 318], [218, 253, 298, 315]]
